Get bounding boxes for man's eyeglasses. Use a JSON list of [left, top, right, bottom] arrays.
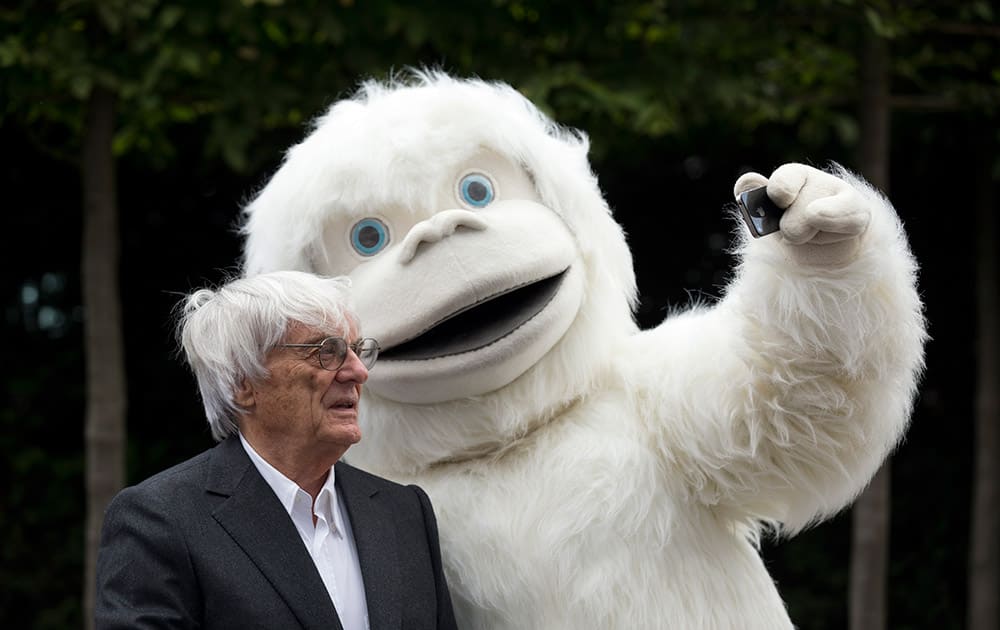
[[278, 337, 380, 371]]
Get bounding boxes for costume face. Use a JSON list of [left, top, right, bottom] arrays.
[[312, 148, 587, 403], [242, 322, 368, 461]]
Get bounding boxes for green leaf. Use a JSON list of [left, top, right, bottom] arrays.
[[0, 35, 23, 67], [69, 74, 91, 100], [263, 20, 287, 45], [159, 5, 184, 29]]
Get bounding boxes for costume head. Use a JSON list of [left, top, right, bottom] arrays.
[[243, 71, 638, 472]]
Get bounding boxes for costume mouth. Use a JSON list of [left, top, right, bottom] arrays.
[[380, 270, 568, 361]]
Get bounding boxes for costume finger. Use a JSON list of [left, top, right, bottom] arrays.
[[733, 172, 769, 199]]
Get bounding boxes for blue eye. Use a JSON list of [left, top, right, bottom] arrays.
[[458, 173, 495, 208], [350, 218, 389, 256]]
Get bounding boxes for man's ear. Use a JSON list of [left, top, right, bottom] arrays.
[[233, 378, 255, 410]]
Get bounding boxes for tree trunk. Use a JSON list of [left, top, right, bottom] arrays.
[[82, 85, 126, 630], [968, 128, 999, 630], [849, 25, 891, 630]]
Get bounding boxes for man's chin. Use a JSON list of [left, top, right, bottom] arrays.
[[321, 417, 362, 448]]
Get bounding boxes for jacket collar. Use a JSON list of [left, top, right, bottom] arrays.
[[206, 437, 403, 630], [206, 437, 344, 630], [336, 462, 402, 630]]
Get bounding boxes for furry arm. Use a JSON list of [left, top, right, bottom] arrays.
[[634, 164, 926, 533]]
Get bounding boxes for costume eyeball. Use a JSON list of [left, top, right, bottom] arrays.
[[242, 70, 926, 630]]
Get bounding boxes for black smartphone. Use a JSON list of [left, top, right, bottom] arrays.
[[737, 186, 784, 238]]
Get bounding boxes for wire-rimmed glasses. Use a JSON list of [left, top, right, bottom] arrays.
[[279, 337, 380, 371]]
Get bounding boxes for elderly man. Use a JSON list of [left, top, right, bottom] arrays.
[[94, 270, 457, 630]]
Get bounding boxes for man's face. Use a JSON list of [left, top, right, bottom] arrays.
[[241, 321, 369, 463]]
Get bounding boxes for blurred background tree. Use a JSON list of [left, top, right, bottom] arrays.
[[1, 0, 997, 628]]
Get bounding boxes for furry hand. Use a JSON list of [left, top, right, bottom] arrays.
[[734, 163, 871, 266]]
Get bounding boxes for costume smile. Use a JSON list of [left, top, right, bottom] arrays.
[[381, 270, 567, 361]]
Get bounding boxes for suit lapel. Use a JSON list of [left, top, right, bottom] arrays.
[[206, 437, 343, 630], [336, 462, 402, 630]]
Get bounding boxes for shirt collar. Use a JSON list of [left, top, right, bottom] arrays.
[[238, 432, 343, 537]]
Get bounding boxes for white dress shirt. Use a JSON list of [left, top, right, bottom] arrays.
[[239, 433, 370, 630]]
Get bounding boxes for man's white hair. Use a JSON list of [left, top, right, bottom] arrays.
[[176, 270, 357, 441]]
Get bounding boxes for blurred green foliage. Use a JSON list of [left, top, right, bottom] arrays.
[[1, 0, 997, 627]]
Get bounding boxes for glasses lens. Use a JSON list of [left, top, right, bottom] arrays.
[[317, 337, 347, 371], [354, 338, 379, 369]]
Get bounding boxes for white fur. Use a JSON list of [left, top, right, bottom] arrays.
[[241, 71, 926, 629]]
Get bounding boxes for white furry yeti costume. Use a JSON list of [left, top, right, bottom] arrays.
[[241, 71, 926, 629]]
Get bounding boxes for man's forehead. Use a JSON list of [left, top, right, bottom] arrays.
[[284, 320, 357, 342]]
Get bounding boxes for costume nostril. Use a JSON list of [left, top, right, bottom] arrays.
[[397, 210, 487, 264]]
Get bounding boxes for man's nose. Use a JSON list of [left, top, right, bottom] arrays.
[[336, 349, 369, 383]]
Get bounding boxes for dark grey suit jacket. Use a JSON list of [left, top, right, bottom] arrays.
[[94, 436, 457, 630]]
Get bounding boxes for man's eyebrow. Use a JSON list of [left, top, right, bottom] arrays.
[[313, 333, 356, 345], [284, 334, 330, 346]]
